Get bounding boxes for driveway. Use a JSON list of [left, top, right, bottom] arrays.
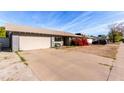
[[20, 48, 114, 81]]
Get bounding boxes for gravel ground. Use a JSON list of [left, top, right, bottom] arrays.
[[0, 52, 38, 81]]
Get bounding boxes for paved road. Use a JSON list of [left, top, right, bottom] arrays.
[[109, 43, 124, 80]]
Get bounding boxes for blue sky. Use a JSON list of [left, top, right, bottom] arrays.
[[0, 11, 124, 36]]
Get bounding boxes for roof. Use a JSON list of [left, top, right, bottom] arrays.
[[5, 23, 82, 37]]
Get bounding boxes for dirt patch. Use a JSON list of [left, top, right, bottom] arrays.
[[0, 52, 38, 81], [61, 43, 119, 59]]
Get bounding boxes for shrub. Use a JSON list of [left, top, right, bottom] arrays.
[[71, 38, 88, 46]]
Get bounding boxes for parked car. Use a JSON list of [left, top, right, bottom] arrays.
[[92, 39, 98, 44], [92, 39, 107, 45]]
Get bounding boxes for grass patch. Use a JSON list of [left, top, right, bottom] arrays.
[[23, 62, 28, 66], [18, 50, 23, 52], [99, 63, 114, 71], [98, 63, 111, 67], [113, 57, 116, 60], [4, 57, 8, 60], [99, 63, 113, 71], [109, 65, 113, 71], [15, 51, 28, 66]]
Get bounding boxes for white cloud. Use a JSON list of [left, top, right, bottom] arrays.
[[61, 12, 93, 30]]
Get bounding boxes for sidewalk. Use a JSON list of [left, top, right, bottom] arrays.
[[109, 43, 124, 80]]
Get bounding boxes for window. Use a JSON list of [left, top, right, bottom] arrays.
[[55, 37, 62, 41]]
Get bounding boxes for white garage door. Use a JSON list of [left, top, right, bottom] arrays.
[[19, 36, 51, 50]]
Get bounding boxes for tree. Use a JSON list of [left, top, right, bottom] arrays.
[[108, 23, 124, 43], [98, 34, 106, 40]]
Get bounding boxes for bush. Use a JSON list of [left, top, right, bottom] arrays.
[[71, 38, 88, 46], [122, 39, 124, 43]]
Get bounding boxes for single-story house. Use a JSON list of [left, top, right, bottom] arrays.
[[0, 23, 82, 51]]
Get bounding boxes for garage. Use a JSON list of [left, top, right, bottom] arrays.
[[19, 36, 51, 50], [12, 35, 51, 51]]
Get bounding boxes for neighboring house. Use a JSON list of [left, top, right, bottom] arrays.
[[0, 23, 81, 51], [87, 39, 93, 44]]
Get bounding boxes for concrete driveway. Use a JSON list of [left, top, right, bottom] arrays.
[[20, 48, 114, 80]]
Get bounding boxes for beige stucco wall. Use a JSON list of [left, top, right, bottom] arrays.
[[12, 35, 19, 51], [19, 36, 51, 50]]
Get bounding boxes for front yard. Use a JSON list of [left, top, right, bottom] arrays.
[[18, 43, 119, 80], [61, 43, 119, 59], [0, 43, 119, 80]]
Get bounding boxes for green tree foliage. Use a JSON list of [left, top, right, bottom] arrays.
[[108, 23, 124, 43], [0, 27, 6, 38]]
